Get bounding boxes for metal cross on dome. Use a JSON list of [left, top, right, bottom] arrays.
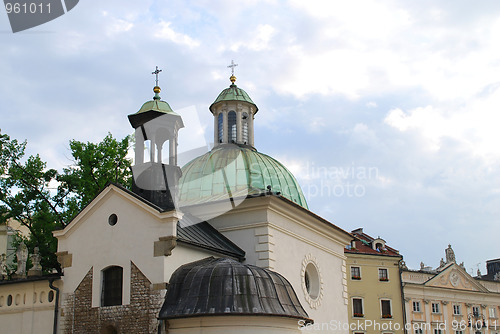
[[228, 60, 238, 76], [152, 66, 162, 86]]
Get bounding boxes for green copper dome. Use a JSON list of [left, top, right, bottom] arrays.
[[178, 145, 308, 209], [209, 84, 258, 113]]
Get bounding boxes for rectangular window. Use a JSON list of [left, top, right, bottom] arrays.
[[353, 298, 363, 317], [351, 266, 361, 280], [489, 307, 497, 318], [379, 268, 389, 281], [434, 329, 442, 334], [381, 300, 392, 318], [473, 306, 480, 317], [432, 302, 440, 313], [453, 304, 461, 315], [415, 329, 423, 334], [456, 331, 463, 334], [413, 301, 421, 312]]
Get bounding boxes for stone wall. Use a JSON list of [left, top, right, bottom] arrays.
[[61, 261, 163, 333]]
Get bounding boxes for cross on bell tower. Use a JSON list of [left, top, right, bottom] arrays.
[[152, 66, 162, 87], [152, 66, 163, 100], [228, 60, 238, 84]]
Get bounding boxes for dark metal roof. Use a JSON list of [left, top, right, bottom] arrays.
[[159, 257, 312, 323], [177, 217, 245, 261]]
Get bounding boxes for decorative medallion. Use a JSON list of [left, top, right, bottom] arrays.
[[301, 254, 323, 309], [450, 271, 461, 287]]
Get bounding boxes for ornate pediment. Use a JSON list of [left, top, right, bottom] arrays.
[[425, 264, 488, 292]]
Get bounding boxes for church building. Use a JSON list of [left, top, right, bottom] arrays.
[[31, 68, 354, 333]]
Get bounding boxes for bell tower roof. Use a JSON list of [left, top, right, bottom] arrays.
[[128, 89, 181, 130], [209, 82, 258, 114]]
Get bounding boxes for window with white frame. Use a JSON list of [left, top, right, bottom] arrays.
[[413, 301, 421, 312], [381, 299, 392, 318], [473, 306, 480, 317], [453, 304, 461, 315], [351, 266, 361, 280], [379, 268, 389, 281], [353, 298, 364, 317], [432, 302, 440, 313], [456, 331, 463, 334], [489, 307, 497, 318]]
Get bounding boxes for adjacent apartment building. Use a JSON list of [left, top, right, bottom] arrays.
[[345, 228, 405, 334]]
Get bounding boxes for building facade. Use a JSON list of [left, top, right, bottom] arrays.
[[345, 228, 405, 334], [402, 246, 500, 334]]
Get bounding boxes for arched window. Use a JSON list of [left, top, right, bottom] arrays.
[[228, 111, 237, 143], [242, 112, 249, 144], [218, 113, 224, 143], [144, 140, 152, 163], [102, 266, 123, 306]]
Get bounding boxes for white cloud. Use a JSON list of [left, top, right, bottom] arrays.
[[267, 1, 500, 103], [230, 24, 276, 51], [154, 21, 200, 48], [385, 85, 500, 161], [106, 18, 134, 36]]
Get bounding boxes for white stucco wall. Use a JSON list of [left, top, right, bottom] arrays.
[[0, 279, 60, 334], [54, 186, 179, 307]]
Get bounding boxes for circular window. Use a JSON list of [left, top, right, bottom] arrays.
[[7, 295, 12, 306], [0, 295, 4, 307], [108, 214, 118, 226], [33, 292, 37, 304], [304, 263, 320, 299], [48, 290, 54, 303], [15, 294, 20, 306], [301, 254, 323, 309]]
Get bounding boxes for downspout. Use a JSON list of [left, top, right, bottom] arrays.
[[49, 278, 60, 334], [399, 259, 408, 334]]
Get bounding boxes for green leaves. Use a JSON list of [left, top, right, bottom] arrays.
[[0, 130, 132, 274], [58, 133, 132, 221]]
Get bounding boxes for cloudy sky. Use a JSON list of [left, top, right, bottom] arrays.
[[1, 0, 499, 273]]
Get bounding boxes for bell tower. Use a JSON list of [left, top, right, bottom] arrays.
[[128, 67, 184, 210], [209, 61, 258, 148]]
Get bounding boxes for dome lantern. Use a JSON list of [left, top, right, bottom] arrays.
[[210, 61, 258, 148]]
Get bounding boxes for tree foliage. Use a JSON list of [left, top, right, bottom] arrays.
[[0, 131, 132, 274], [58, 134, 132, 222]]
